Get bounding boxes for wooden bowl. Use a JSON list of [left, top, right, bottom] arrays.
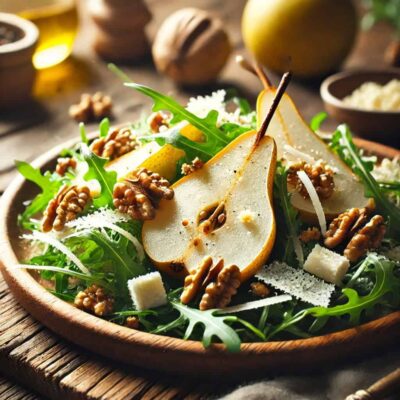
[[1, 136, 399, 379], [0, 13, 39, 108], [320, 69, 400, 142]]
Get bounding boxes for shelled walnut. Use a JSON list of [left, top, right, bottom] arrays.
[[181, 157, 204, 176], [180, 256, 241, 310], [55, 157, 77, 176], [125, 316, 140, 329], [113, 168, 174, 220], [250, 282, 270, 298], [74, 284, 114, 316], [148, 111, 171, 133], [344, 215, 386, 262], [200, 264, 241, 310], [42, 185, 91, 232], [299, 227, 321, 243], [69, 92, 112, 122], [287, 160, 335, 200], [90, 127, 139, 160], [324, 208, 386, 262]]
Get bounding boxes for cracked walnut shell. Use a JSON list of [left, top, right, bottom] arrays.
[[42, 185, 91, 232], [74, 284, 114, 316], [287, 160, 335, 200], [90, 127, 139, 160]]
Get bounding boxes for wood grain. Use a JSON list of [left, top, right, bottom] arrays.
[[1, 137, 400, 382], [0, 274, 227, 399]]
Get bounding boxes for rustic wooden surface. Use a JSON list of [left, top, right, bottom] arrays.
[[0, 0, 399, 398]]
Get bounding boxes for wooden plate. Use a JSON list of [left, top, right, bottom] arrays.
[[1, 135, 399, 379]]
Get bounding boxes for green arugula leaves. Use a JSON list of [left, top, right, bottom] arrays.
[[16, 161, 63, 229], [169, 302, 241, 352], [268, 254, 400, 339], [81, 144, 117, 207], [331, 125, 400, 236]]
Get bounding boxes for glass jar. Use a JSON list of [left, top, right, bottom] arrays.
[[1, 0, 78, 69]]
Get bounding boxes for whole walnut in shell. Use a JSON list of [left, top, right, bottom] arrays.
[[152, 8, 231, 85]]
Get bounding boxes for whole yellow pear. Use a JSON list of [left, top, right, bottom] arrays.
[[242, 0, 357, 77]]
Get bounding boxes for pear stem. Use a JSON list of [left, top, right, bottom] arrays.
[[255, 71, 292, 146], [235, 55, 271, 88]]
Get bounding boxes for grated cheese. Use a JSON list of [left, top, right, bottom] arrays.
[[343, 79, 400, 111], [382, 246, 400, 262], [66, 208, 145, 260], [372, 157, 400, 207], [297, 170, 327, 235], [186, 90, 255, 127], [23, 231, 91, 275], [256, 261, 335, 307]]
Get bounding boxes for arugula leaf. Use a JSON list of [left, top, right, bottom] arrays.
[[310, 111, 327, 132], [99, 118, 110, 138], [331, 125, 400, 236], [81, 144, 117, 207], [79, 122, 89, 145], [170, 302, 241, 352], [16, 161, 62, 228], [268, 254, 400, 338], [125, 82, 228, 144], [79, 229, 147, 298], [274, 163, 303, 266]]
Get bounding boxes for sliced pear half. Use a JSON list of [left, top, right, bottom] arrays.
[[257, 89, 370, 221], [142, 130, 277, 281]]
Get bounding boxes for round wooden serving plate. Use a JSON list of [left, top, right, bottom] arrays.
[[1, 135, 399, 379]]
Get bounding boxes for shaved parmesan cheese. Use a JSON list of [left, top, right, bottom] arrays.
[[256, 261, 335, 307], [23, 231, 91, 275], [297, 170, 327, 235], [284, 144, 316, 164], [67, 209, 145, 260], [128, 272, 167, 311], [220, 294, 292, 314]]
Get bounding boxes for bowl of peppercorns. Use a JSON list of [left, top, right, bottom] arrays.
[[0, 13, 39, 108]]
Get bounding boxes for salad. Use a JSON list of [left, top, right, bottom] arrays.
[[16, 66, 400, 352]]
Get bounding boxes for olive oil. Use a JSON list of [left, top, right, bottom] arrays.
[[1, 0, 78, 69]]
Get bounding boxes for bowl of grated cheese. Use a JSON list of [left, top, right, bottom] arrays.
[[320, 69, 400, 143]]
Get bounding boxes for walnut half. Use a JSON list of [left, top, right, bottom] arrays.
[[42, 185, 91, 232]]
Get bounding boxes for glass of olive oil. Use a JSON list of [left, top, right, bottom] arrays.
[[1, 0, 78, 69]]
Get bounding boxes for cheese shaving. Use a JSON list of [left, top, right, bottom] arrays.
[[220, 294, 293, 314], [297, 170, 327, 235], [23, 231, 91, 275], [256, 261, 335, 307], [66, 208, 145, 260]]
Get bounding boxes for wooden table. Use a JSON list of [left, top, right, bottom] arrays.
[[0, 1, 398, 398]]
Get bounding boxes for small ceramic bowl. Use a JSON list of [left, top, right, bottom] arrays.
[[320, 70, 400, 142], [0, 13, 39, 108]]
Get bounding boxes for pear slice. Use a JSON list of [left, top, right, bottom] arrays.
[[105, 123, 204, 182], [142, 131, 277, 281], [257, 89, 370, 221]]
